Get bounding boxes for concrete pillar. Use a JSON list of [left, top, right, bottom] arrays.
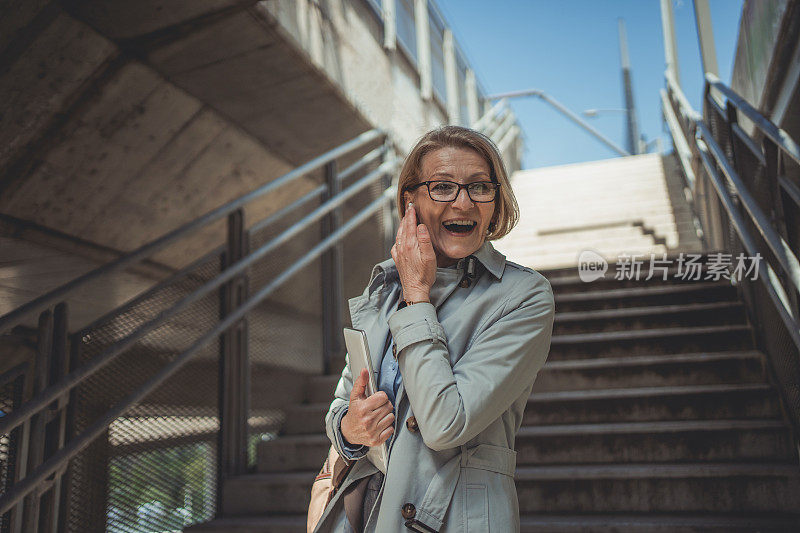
[[443, 29, 460, 124], [415, 0, 432, 100], [466, 69, 479, 126], [660, 0, 681, 86], [693, 0, 719, 77], [382, 0, 396, 50]]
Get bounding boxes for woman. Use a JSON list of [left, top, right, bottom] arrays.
[[314, 126, 555, 532]]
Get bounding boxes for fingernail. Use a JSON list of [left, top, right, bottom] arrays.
[[408, 202, 413, 209]]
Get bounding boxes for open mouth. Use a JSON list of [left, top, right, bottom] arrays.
[[442, 220, 477, 235]]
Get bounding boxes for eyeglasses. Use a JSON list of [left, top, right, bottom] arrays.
[[406, 180, 501, 203]]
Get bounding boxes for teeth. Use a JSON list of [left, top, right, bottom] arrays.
[[445, 220, 476, 226]]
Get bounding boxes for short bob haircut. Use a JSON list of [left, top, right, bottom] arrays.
[[396, 125, 520, 241]]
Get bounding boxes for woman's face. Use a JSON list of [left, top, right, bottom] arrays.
[[403, 146, 496, 268]]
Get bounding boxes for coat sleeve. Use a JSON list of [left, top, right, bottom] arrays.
[[389, 272, 555, 451], [325, 353, 368, 460]]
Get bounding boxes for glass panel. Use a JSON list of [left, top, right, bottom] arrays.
[[429, 10, 447, 104], [396, 0, 418, 63]]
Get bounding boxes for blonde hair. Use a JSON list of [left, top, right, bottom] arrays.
[[396, 126, 519, 240]]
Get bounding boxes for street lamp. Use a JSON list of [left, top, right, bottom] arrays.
[[485, 89, 631, 157], [582, 108, 628, 118]]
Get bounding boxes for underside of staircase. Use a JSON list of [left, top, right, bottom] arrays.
[[186, 253, 800, 532]]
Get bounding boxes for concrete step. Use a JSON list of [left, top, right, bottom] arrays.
[[305, 374, 340, 404], [281, 382, 779, 437], [527, 219, 696, 242], [536, 351, 767, 392], [509, 245, 671, 271], [524, 383, 780, 424], [222, 471, 315, 516], [260, 418, 792, 471], [185, 515, 306, 532], [549, 324, 753, 360], [513, 419, 794, 464], [305, 350, 769, 403], [192, 514, 800, 533], [553, 301, 747, 334], [258, 434, 332, 472], [518, 512, 800, 532], [518, 200, 692, 220], [222, 463, 800, 515], [509, 233, 663, 255], [546, 265, 736, 294], [540, 251, 725, 280], [514, 463, 800, 513], [554, 282, 738, 312]]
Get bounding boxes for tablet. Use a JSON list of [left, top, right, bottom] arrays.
[[342, 327, 389, 474]]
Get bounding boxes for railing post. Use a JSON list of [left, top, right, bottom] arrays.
[[465, 69, 479, 127], [415, 0, 432, 100], [763, 137, 800, 318], [6, 351, 32, 533], [443, 29, 460, 124], [43, 302, 68, 533], [21, 310, 53, 532], [57, 330, 82, 532], [218, 208, 250, 506], [382, 0, 396, 50], [382, 159, 395, 256], [321, 161, 344, 375]]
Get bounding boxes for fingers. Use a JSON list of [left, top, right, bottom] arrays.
[[406, 201, 417, 225], [364, 390, 392, 411], [367, 412, 395, 446], [396, 202, 419, 257], [404, 203, 418, 245], [377, 425, 394, 444], [349, 368, 368, 401], [417, 223, 430, 245]]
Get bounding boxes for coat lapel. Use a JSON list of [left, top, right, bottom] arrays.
[[346, 241, 507, 406], [348, 273, 400, 375]]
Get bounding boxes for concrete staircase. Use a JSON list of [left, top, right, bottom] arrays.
[[494, 153, 704, 270], [186, 255, 800, 532]]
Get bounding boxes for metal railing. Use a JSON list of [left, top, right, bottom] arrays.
[[0, 129, 400, 532], [662, 71, 800, 442], [472, 99, 524, 173]]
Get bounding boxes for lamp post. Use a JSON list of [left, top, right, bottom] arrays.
[[618, 18, 641, 155], [582, 109, 628, 118], [485, 89, 631, 157]]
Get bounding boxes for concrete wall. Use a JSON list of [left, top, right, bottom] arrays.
[[0, 0, 519, 329], [260, 0, 448, 152]]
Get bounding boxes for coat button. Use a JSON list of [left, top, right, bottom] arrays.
[[401, 503, 416, 519], [406, 416, 418, 433]]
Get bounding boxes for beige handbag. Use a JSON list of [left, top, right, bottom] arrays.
[[307, 444, 354, 532]]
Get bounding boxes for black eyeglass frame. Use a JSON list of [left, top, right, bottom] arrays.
[[404, 180, 501, 203]]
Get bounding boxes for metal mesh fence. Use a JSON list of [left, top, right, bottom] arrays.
[[1, 135, 394, 532], [63, 256, 223, 533], [696, 90, 800, 436], [244, 157, 391, 465], [0, 371, 24, 531]]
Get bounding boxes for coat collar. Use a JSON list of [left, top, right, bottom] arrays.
[[348, 240, 506, 379], [366, 240, 506, 296]]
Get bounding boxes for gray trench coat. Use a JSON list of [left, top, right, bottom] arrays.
[[313, 240, 555, 532]]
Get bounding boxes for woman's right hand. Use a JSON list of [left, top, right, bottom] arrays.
[[341, 368, 395, 447]]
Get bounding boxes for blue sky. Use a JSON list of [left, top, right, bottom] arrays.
[[435, 0, 744, 168]]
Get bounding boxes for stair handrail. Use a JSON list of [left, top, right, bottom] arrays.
[[0, 144, 401, 517], [661, 71, 800, 352], [705, 72, 800, 165], [0, 185, 398, 516], [0, 156, 399, 439], [0, 129, 386, 335]]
